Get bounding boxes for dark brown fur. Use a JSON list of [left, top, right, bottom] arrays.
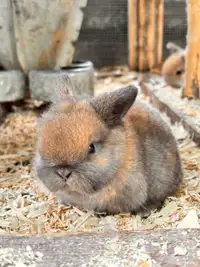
[[34, 80, 183, 215]]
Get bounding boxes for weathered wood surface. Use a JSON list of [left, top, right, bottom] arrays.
[[183, 0, 200, 98], [0, 0, 20, 70], [128, 0, 164, 71], [9, 0, 87, 73], [0, 229, 200, 266], [140, 76, 200, 146]]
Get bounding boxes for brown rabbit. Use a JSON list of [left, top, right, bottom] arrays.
[[33, 76, 183, 215], [162, 42, 186, 88]]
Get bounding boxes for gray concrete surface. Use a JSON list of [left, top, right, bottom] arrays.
[[0, 70, 25, 101]]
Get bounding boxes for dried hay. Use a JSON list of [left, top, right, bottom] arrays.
[[0, 66, 199, 235]]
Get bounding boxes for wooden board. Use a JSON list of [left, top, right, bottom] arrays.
[[0, 229, 199, 266], [140, 75, 200, 146]]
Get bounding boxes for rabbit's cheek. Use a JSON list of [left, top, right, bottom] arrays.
[[35, 168, 66, 193], [37, 173, 65, 193], [66, 172, 100, 195], [164, 75, 184, 88], [45, 175, 66, 192], [92, 155, 107, 167]]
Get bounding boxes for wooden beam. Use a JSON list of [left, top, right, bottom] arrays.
[[128, 0, 164, 72], [183, 0, 200, 98], [0, 229, 199, 266], [140, 76, 200, 146]]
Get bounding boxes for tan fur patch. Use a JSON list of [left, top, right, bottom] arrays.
[[162, 55, 184, 76], [127, 107, 149, 132], [167, 151, 176, 166], [93, 118, 137, 204], [92, 155, 107, 167], [40, 103, 102, 164], [57, 99, 76, 113]]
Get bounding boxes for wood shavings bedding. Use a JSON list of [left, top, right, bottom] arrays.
[[0, 66, 199, 235]]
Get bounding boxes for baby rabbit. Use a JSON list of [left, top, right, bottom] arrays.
[[162, 42, 186, 88], [34, 75, 183, 215]]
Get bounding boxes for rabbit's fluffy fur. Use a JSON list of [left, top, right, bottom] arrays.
[[162, 42, 186, 88], [34, 80, 183, 215]]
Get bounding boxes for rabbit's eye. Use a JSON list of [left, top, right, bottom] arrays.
[[176, 69, 184, 75], [89, 143, 95, 154]]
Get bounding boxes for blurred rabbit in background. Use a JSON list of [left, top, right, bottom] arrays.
[[162, 42, 187, 88]]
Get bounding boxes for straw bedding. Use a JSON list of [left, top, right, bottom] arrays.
[[0, 66, 199, 235]]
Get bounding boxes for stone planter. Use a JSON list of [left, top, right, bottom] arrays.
[[29, 61, 94, 101]]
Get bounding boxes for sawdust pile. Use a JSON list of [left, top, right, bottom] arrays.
[[0, 66, 199, 235]]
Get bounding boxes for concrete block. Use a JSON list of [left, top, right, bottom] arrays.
[[0, 70, 26, 101]]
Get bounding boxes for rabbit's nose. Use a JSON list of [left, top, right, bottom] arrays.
[[56, 168, 72, 180], [65, 171, 72, 179]]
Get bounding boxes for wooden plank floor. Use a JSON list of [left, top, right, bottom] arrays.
[[0, 229, 200, 266]]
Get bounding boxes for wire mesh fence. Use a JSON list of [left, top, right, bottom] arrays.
[[74, 0, 187, 67]]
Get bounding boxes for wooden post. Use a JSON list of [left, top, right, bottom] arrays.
[[183, 0, 200, 99], [128, 0, 164, 72]]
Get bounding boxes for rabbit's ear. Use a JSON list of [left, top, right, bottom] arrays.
[[90, 85, 138, 127], [50, 72, 76, 104], [166, 42, 183, 54]]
